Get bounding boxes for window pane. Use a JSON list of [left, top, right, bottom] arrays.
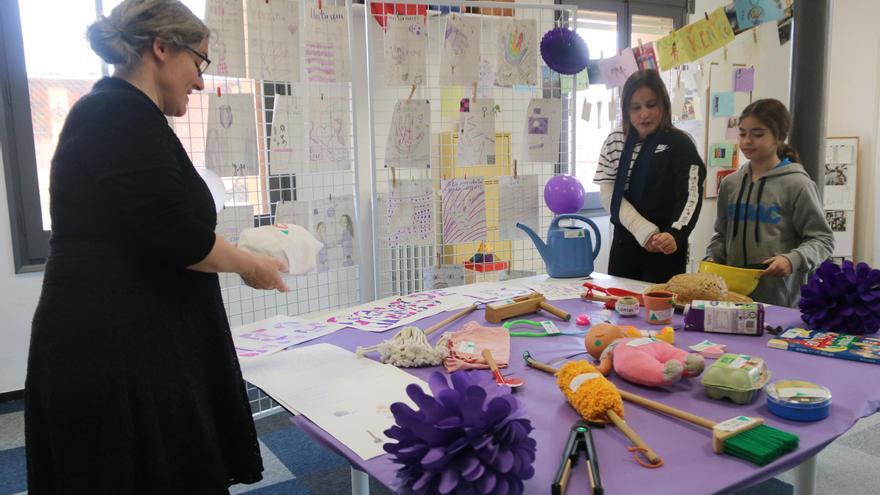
[[574, 9, 617, 195], [631, 14, 674, 46]]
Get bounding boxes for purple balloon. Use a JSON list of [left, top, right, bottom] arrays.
[[544, 175, 585, 214]]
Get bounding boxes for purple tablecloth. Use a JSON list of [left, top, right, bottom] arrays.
[[285, 295, 880, 494]]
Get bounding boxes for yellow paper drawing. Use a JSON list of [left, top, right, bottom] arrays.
[[656, 32, 689, 71]]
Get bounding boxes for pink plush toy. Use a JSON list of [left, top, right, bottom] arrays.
[[585, 323, 704, 388]]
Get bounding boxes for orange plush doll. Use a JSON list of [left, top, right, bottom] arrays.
[[585, 323, 704, 388]]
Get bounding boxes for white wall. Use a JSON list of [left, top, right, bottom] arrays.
[[0, 145, 43, 394]]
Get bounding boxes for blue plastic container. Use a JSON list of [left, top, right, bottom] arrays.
[[765, 380, 832, 422]]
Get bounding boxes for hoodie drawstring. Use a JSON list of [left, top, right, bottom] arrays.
[[732, 173, 748, 238], [754, 177, 767, 243]]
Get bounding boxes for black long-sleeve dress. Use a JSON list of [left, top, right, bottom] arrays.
[[25, 77, 263, 494]]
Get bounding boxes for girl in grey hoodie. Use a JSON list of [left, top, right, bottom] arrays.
[[705, 99, 834, 307]]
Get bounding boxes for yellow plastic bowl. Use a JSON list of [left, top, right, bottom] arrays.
[[698, 261, 763, 296]]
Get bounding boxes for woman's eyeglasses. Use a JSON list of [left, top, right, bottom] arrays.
[[183, 46, 211, 76]]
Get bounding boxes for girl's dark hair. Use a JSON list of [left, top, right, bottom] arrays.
[[620, 70, 673, 137], [739, 98, 800, 162]]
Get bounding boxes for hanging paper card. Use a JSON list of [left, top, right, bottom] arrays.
[[304, 5, 351, 83], [246, 0, 300, 81], [440, 14, 481, 86], [269, 95, 304, 175], [384, 15, 427, 86], [709, 6, 736, 45], [441, 177, 486, 244], [523, 99, 561, 163], [205, 94, 259, 177], [709, 142, 737, 168], [733, 66, 755, 92], [385, 100, 430, 169], [232, 315, 345, 359], [725, 116, 740, 140], [309, 96, 351, 170], [711, 92, 736, 117], [678, 16, 732, 62], [205, 0, 247, 78], [633, 43, 658, 71], [597, 49, 639, 88], [458, 98, 496, 166], [378, 180, 434, 246], [735, 0, 785, 30], [422, 265, 466, 290], [498, 175, 539, 240], [656, 32, 690, 71], [495, 18, 537, 87]]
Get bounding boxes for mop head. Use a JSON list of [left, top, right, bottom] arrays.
[[556, 360, 625, 423], [356, 326, 450, 367]]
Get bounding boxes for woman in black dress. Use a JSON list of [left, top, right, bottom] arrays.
[[25, 1, 288, 492]]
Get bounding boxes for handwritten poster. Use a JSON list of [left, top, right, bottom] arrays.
[[441, 177, 486, 244], [597, 49, 639, 88], [276, 195, 357, 270], [422, 265, 466, 290], [378, 180, 434, 246], [205, 0, 246, 78], [232, 315, 344, 359], [498, 175, 539, 240], [385, 99, 430, 169], [246, 0, 300, 81], [458, 98, 496, 166], [205, 93, 259, 177], [678, 12, 734, 62], [269, 95, 304, 175], [495, 18, 537, 87], [523, 98, 561, 163], [733, 66, 755, 92], [440, 14, 480, 86], [303, 5, 351, 83], [327, 290, 456, 331], [384, 15, 426, 86], [309, 96, 351, 170]]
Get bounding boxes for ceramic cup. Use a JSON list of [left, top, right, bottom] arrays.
[[643, 291, 675, 325], [615, 296, 640, 317]]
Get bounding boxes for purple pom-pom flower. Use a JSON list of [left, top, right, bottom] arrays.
[[384, 371, 537, 495], [800, 260, 880, 335], [540, 27, 590, 75]]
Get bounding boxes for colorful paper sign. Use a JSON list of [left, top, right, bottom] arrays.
[[733, 66, 755, 92], [711, 92, 736, 117]]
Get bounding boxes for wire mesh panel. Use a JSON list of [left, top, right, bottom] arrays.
[[170, 0, 363, 415], [365, 0, 580, 298]]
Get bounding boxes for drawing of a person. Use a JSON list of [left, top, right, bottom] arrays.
[[315, 221, 328, 270], [340, 214, 355, 266]]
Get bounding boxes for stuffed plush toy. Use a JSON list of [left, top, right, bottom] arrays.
[[585, 323, 704, 388]]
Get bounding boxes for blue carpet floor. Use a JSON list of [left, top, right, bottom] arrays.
[[0, 398, 794, 494]]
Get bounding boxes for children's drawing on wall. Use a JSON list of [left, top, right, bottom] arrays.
[[824, 163, 848, 186], [681, 96, 697, 121], [523, 98, 561, 163], [633, 43, 658, 70], [440, 14, 480, 86], [281, 195, 357, 271], [422, 265, 465, 290], [478, 59, 496, 98], [232, 315, 344, 359], [269, 95, 304, 175], [458, 98, 496, 166], [205, 0, 246, 77], [303, 5, 350, 83], [498, 175, 539, 240], [711, 92, 736, 117], [733, 66, 755, 92], [205, 93, 259, 177], [495, 18, 537, 87], [385, 99, 430, 169], [246, 0, 300, 81], [725, 116, 739, 140], [384, 15, 426, 86], [378, 180, 434, 246], [734, 0, 786, 30], [441, 177, 486, 244], [309, 96, 351, 170], [597, 49, 639, 88]]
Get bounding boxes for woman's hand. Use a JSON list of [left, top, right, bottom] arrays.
[[241, 255, 290, 292], [647, 232, 677, 255], [761, 256, 792, 278]]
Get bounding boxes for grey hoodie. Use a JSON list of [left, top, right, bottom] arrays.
[[705, 160, 834, 307]]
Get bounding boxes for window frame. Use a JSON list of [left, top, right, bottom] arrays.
[[1, 0, 49, 273]]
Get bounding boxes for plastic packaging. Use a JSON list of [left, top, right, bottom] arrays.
[[684, 300, 765, 336], [701, 353, 771, 404], [765, 380, 832, 422]]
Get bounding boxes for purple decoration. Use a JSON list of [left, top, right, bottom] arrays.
[[540, 28, 590, 75], [384, 371, 537, 495], [544, 175, 585, 214], [799, 260, 880, 335]]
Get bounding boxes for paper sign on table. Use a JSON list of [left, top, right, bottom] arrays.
[[232, 315, 344, 359]]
